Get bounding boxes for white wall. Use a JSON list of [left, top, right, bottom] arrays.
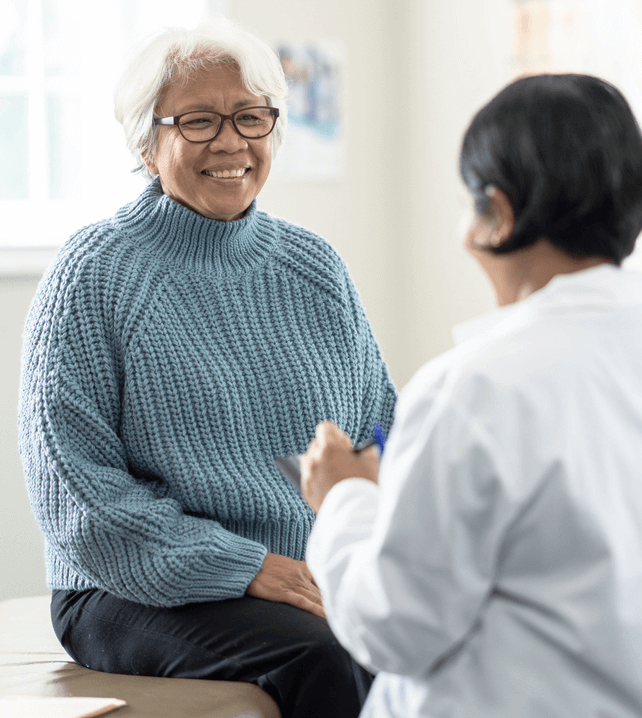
[[1, 278, 49, 598], [0, 0, 514, 601], [396, 0, 512, 373]]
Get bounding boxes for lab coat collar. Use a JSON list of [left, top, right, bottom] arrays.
[[452, 264, 642, 346]]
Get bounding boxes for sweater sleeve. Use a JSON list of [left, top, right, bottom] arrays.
[[271, 216, 397, 444], [19, 244, 267, 607], [343, 269, 397, 444]]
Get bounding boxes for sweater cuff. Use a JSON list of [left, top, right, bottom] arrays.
[[203, 534, 269, 595], [134, 533, 269, 606]]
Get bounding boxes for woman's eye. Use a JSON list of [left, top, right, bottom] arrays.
[[236, 114, 260, 125], [185, 119, 213, 127]]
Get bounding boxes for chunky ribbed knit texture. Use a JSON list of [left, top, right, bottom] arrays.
[[19, 180, 397, 607]]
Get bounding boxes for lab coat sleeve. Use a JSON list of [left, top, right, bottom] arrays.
[[307, 379, 516, 679]]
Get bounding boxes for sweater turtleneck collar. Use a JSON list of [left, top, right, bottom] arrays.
[[112, 179, 276, 277]]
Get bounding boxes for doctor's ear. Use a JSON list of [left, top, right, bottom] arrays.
[[484, 186, 515, 248]]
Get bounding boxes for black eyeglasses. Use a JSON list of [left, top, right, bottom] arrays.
[[153, 106, 279, 143]]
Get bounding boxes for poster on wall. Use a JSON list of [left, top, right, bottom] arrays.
[[272, 41, 343, 180]]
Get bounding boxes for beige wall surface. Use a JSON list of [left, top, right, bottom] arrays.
[[1, 0, 513, 601]]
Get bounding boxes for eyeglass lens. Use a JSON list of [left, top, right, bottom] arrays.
[[178, 108, 276, 141]]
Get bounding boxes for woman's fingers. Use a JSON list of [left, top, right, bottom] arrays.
[[246, 553, 327, 619], [285, 590, 327, 620]]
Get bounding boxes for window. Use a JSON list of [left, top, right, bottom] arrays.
[[0, 0, 224, 274]]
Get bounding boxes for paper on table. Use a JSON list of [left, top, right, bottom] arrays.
[[0, 696, 126, 718]]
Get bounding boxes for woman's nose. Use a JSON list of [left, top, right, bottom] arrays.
[[209, 118, 248, 151]]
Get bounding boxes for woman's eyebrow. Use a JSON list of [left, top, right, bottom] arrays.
[[233, 99, 263, 109], [184, 99, 262, 112]]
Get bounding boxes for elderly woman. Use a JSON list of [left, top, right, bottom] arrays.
[[302, 74, 642, 717], [18, 18, 395, 718]]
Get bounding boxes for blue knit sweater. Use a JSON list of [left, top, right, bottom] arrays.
[[19, 181, 396, 607]]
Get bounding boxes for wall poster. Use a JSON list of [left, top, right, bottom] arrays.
[[273, 42, 343, 180]]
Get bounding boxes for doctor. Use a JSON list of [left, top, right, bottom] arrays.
[[301, 73, 642, 718]]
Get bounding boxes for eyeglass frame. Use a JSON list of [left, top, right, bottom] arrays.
[[153, 106, 280, 143]]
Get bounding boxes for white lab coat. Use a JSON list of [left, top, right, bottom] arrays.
[[306, 265, 642, 717]]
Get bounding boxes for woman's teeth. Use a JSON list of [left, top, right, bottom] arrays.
[[203, 168, 248, 178]]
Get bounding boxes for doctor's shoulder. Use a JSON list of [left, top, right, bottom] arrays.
[[394, 320, 559, 433]]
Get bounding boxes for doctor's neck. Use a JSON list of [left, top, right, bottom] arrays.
[[487, 238, 615, 307]]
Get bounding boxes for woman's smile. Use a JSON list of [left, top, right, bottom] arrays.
[[201, 166, 251, 180]]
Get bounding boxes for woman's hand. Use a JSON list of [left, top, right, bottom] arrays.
[[300, 421, 380, 513], [247, 553, 326, 619]]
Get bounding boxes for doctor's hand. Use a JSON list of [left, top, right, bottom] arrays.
[[300, 421, 380, 513]]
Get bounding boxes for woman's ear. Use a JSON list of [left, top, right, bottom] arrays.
[[142, 152, 159, 177], [485, 186, 515, 247]]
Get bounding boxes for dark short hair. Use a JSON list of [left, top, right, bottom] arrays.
[[459, 74, 642, 264]]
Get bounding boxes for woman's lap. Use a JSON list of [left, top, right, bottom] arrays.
[[51, 589, 372, 718]]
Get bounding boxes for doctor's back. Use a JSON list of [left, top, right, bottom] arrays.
[[410, 263, 642, 716], [306, 74, 642, 718]]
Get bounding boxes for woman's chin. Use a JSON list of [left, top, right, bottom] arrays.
[[166, 190, 249, 221]]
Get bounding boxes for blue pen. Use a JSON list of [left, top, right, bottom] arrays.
[[372, 422, 386, 455]]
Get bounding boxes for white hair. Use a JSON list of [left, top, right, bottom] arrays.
[[114, 17, 288, 181]]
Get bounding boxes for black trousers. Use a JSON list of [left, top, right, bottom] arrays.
[[51, 589, 373, 718]]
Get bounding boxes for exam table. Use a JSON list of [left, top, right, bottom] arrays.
[[0, 595, 280, 717]]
